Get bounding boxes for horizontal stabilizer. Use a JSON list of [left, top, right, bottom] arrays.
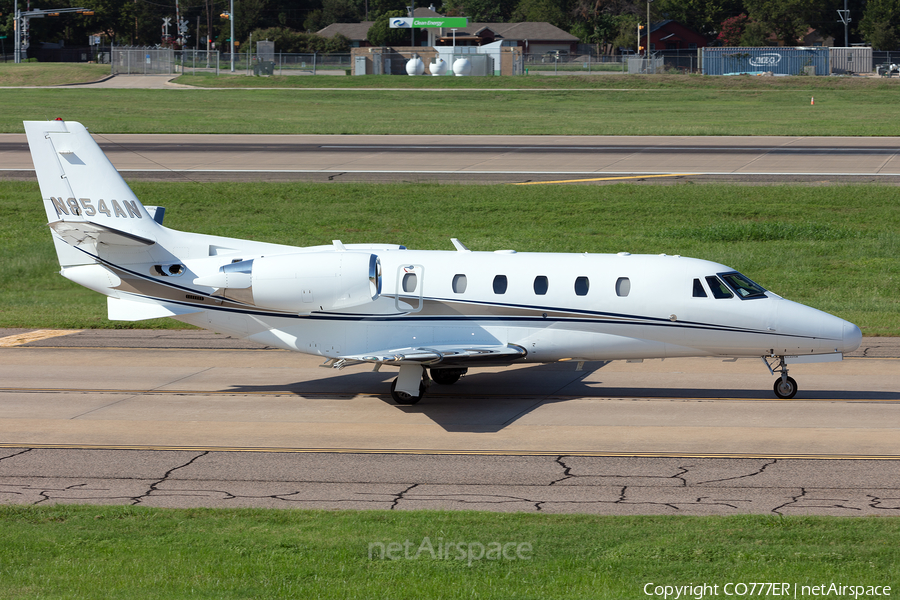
[[51, 221, 156, 248], [340, 343, 527, 366], [108, 297, 202, 321]]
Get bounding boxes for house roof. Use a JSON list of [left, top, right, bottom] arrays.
[[318, 10, 577, 43], [318, 21, 374, 40], [453, 21, 577, 42]]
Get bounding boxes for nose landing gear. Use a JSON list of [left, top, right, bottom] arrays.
[[763, 355, 798, 399]]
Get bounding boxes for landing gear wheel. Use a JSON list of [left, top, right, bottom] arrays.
[[773, 376, 798, 399], [390, 378, 425, 405], [430, 368, 467, 385]]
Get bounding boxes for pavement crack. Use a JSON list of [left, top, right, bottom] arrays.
[[131, 451, 209, 505], [773, 487, 805, 515], [0, 448, 32, 463], [70, 368, 215, 419], [389, 483, 418, 510], [673, 466, 690, 487], [548, 455, 573, 486], [867, 494, 900, 511], [696, 459, 777, 485]]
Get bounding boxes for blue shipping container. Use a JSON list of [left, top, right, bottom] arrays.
[[702, 47, 829, 76]]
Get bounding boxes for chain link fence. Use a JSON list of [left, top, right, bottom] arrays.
[[105, 47, 900, 78], [112, 47, 176, 74]]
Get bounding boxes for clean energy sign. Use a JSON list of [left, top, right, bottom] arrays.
[[390, 17, 468, 28]]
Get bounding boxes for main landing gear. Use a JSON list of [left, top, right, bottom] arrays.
[[764, 356, 798, 399], [389, 367, 468, 405]]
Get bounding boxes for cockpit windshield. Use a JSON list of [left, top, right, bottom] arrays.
[[719, 272, 767, 299]]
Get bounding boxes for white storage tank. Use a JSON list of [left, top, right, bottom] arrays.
[[452, 57, 472, 76], [406, 56, 425, 76], [430, 57, 447, 76]]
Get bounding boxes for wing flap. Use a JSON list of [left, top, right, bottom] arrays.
[[339, 343, 527, 366], [108, 297, 203, 321]]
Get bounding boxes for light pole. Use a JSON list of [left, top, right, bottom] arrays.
[[14, 0, 20, 64], [229, 0, 234, 72], [646, 0, 653, 59]]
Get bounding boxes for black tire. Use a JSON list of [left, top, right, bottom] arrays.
[[430, 368, 466, 385], [773, 376, 798, 399], [390, 378, 424, 405]]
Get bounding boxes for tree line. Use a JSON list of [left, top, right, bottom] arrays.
[[1, 0, 897, 55]]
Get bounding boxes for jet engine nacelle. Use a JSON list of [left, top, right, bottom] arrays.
[[195, 252, 381, 313]]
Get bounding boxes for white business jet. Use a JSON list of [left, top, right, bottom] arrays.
[[25, 120, 862, 404]]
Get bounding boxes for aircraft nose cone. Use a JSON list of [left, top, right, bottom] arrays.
[[842, 321, 862, 353]]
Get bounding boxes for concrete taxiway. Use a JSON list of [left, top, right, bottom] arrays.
[[1, 329, 898, 514], [3, 133, 900, 184]]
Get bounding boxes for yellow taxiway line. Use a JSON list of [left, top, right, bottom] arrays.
[[0, 329, 81, 347], [513, 174, 698, 185]]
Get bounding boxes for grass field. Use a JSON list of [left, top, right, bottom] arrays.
[[0, 62, 111, 87], [0, 505, 897, 600], [3, 75, 900, 135], [172, 71, 900, 90], [2, 180, 897, 334]]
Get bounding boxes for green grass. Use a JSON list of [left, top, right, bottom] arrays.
[[0, 63, 111, 86], [0, 505, 896, 600], [172, 72, 900, 90], [3, 82, 900, 135], [2, 181, 897, 334]]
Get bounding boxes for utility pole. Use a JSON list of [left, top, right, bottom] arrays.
[[837, 0, 851, 47], [410, 0, 415, 48]]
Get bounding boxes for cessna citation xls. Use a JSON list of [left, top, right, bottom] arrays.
[[26, 120, 862, 404]]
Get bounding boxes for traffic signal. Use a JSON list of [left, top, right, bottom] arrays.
[[638, 45, 644, 52], [638, 25, 644, 30], [219, 12, 230, 19], [80, 10, 95, 15]]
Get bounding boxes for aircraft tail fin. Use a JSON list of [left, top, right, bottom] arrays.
[[24, 120, 164, 267]]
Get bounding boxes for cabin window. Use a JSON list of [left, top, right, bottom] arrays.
[[493, 275, 508, 294], [706, 275, 733, 299], [720, 272, 767, 299], [574, 276, 589, 296], [615, 277, 630, 297], [402, 273, 418, 293], [692, 278, 707, 298], [452, 274, 467, 294], [533, 276, 549, 295]]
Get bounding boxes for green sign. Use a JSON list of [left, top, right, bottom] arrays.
[[412, 17, 467, 28]]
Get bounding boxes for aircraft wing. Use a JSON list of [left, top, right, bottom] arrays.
[[336, 343, 527, 367]]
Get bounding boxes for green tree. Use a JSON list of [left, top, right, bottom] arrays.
[[511, 0, 568, 29], [366, 9, 412, 46], [655, 0, 743, 37], [442, 0, 518, 21], [249, 27, 351, 51], [859, 0, 900, 49], [368, 0, 407, 20], [743, 0, 817, 46]]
